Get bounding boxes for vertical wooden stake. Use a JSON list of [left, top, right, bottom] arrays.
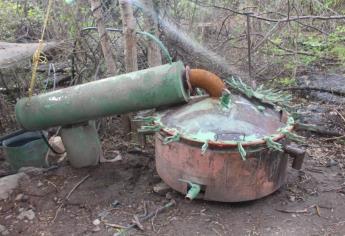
[[246, 13, 255, 88]]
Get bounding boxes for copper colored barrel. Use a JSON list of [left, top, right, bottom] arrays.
[[155, 133, 288, 202]]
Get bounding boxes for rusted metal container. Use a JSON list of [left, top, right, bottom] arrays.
[[153, 96, 304, 202]]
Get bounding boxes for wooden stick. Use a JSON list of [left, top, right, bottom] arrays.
[[114, 200, 176, 236], [66, 174, 90, 200], [104, 222, 127, 229], [51, 174, 90, 223], [335, 109, 345, 124]]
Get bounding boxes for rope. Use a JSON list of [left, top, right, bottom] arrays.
[[28, 0, 53, 98], [265, 137, 283, 152]]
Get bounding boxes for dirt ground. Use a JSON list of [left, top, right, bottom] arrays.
[[1, 129, 345, 236]]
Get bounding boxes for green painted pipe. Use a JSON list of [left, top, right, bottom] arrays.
[[82, 27, 173, 64], [137, 31, 173, 64], [16, 61, 189, 130]]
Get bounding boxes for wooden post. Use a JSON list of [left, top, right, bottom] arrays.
[[119, 0, 139, 141], [142, 0, 162, 66], [119, 0, 138, 72], [89, 0, 117, 76]]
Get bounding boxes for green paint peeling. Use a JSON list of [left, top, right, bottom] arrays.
[[16, 62, 189, 130]]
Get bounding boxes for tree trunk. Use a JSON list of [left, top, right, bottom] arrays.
[[142, 0, 162, 67], [119, 0, 138, 141], [119, 0, 138, 72], [89, 0, 116, 76]]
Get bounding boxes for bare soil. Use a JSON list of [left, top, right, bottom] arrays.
[[0, 132, 345, 236]]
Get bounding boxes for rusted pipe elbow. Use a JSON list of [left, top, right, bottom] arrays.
[[187, 68, 225, 97]]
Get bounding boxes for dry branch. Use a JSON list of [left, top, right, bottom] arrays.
[[202, 4, 345, 23]]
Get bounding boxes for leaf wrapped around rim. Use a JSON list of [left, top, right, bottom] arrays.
[[225, 77, 292, 107]]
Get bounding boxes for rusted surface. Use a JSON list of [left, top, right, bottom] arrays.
[[155, 133, 288, 202], [188, 69, 225, 97], [284, 144, 306, 170]]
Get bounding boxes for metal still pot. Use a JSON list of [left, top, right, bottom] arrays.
[[152, 95, 305, 202]]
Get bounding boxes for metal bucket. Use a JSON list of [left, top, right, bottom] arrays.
[[1, 131, 49, 171]]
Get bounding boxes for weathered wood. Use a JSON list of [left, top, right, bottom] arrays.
[[89, 0, 117, 76], [0, 42, 58, 69], [119, 1, 138, 139], [119, 0, 138, 72], [142, 0, 162, 66], [295, 122, 343, 136]]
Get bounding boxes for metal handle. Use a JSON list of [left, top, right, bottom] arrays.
[[284, 144, 306, 170]]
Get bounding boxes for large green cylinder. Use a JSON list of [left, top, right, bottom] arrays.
[[16, 61, 189, 130]]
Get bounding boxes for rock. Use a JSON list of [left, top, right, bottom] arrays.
[[326, 159, 338, 167], [15, 193, 28, 202], [17, 209, 35, 221], [49, 136, 65, 153], [37, 181, 43, 187], [153, 182, 171, 195], [91, 226, 101, 232], [288, 195, 296, 202], [47, 136, 67, 165], [18, 167, 44, 176], [92, 219, 100, 226], [111, 200, 120, 208], [0, 224, 9, 235], [165, 192, 173, 200], [15, 193, 24, 201], [0, 173, 27, 200]]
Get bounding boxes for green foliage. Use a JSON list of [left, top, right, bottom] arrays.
[[325, 0, 342, 8], [299, 26, 345, 65], [275, 77, 296, 86], [271, 37, 283, 45], [264, 23, 345, 74], [0, 0, 43, 41], [171, 0, 196, 19], [331, 45, 345, 63]]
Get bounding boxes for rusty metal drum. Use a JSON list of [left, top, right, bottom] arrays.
[[153, 96, 303, 202]]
